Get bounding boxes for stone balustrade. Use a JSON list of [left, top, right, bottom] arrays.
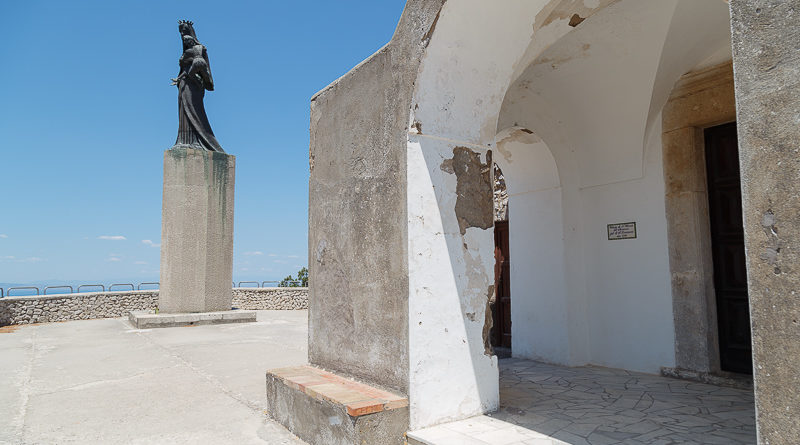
[[0, 287, 308, 326]]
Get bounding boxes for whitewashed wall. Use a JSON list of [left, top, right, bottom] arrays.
[[493, 0, 731, 374], [494, 130, 572, 365]]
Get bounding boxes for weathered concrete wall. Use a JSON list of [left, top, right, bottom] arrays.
[[0, 288, 308, 326], [730, 1, 800, 442], [160, 148, 235, 313], [308, 0, 445, 394]]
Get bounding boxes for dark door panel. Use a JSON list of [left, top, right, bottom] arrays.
[[705, 122, 752, 375], [492, 221, 512, 350]]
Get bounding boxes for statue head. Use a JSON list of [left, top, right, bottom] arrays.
[[178, 20, 198, 40]]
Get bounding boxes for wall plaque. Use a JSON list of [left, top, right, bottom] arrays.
[[607, 222, 637, 240]]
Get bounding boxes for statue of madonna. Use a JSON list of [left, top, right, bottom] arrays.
[[171, 20, 225, 152]]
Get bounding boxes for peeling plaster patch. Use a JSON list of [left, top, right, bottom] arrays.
[[466, 312, 476, 322], [497, 143, 514, 163], [497, 128, 542, 146], [569, 14, 586, 27], [535, 0, 620, 30], [483, 285, 496, 356], [533, 43, 592, 69], [421, 6, 442, 47], [495, 128, 543, 163], [411, 121, 423, 134], [440, 158, 454, 174], [452, 147, 494, 235]]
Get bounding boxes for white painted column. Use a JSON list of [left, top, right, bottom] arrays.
[[407, 134, 498, 429]]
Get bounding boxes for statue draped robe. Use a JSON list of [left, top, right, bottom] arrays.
[[174, 48, 224, 152]]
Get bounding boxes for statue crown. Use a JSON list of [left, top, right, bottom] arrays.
[[179, 20, 194, 26]]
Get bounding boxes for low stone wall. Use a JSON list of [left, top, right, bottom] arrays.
[[0, 291, 158, 326], [0, 287, 308, 326], [233, 287, 308, 310]]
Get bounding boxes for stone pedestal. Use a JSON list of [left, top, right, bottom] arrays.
[[159, 148, 235, 313], [129, 309, 255, 329]]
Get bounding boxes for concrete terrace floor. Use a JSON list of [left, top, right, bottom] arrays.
[[1, 311, 756, 445], [0, 311, 308, 445]]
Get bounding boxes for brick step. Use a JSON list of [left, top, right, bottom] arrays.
[[266, 365, 409, 445]]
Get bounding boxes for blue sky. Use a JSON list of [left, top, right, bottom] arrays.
[[0, 0, 406, 285]]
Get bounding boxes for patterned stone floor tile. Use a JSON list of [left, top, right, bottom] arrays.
[[409, 358, 756, 445]]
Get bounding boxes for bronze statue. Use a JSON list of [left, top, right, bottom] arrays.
[[171, 20, 224, 152]]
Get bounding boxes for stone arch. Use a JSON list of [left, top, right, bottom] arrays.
[[494, 127, 571, 364], [406, 0, 734, 428]]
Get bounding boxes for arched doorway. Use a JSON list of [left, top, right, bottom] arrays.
[[406, 0, 749, 429]]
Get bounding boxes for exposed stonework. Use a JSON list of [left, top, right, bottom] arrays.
[[233, 288, 308, 310], [452, 147, 494, 235], [0, 291, 158, 326], [493, 163, 508, 222], [0, 288, 308, 326], [483, 285, 495, 356]]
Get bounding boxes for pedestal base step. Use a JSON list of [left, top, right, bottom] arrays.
[[265, 365, 409, 445], [128, 310, 256, 329]]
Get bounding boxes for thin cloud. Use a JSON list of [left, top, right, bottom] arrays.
[[107, 257, 122, 262], [142, 239, 160, 248], [1, 256, 44, 263], [0, 234, 7, 238], [244, 251, 263, 256], [98, 235, 126, 241], [268, 253, 278, 257]]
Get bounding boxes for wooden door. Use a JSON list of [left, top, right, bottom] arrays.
[[704, 122, 752, 375], [492, 221, 512, 349]]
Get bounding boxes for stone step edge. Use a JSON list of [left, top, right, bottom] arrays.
[[405, 433, 432, 445], [266, 365, 408, 417]]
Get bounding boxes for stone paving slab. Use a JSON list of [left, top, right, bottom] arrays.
[[0, 310, 309, 444], [408, 358, 756, 445]]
